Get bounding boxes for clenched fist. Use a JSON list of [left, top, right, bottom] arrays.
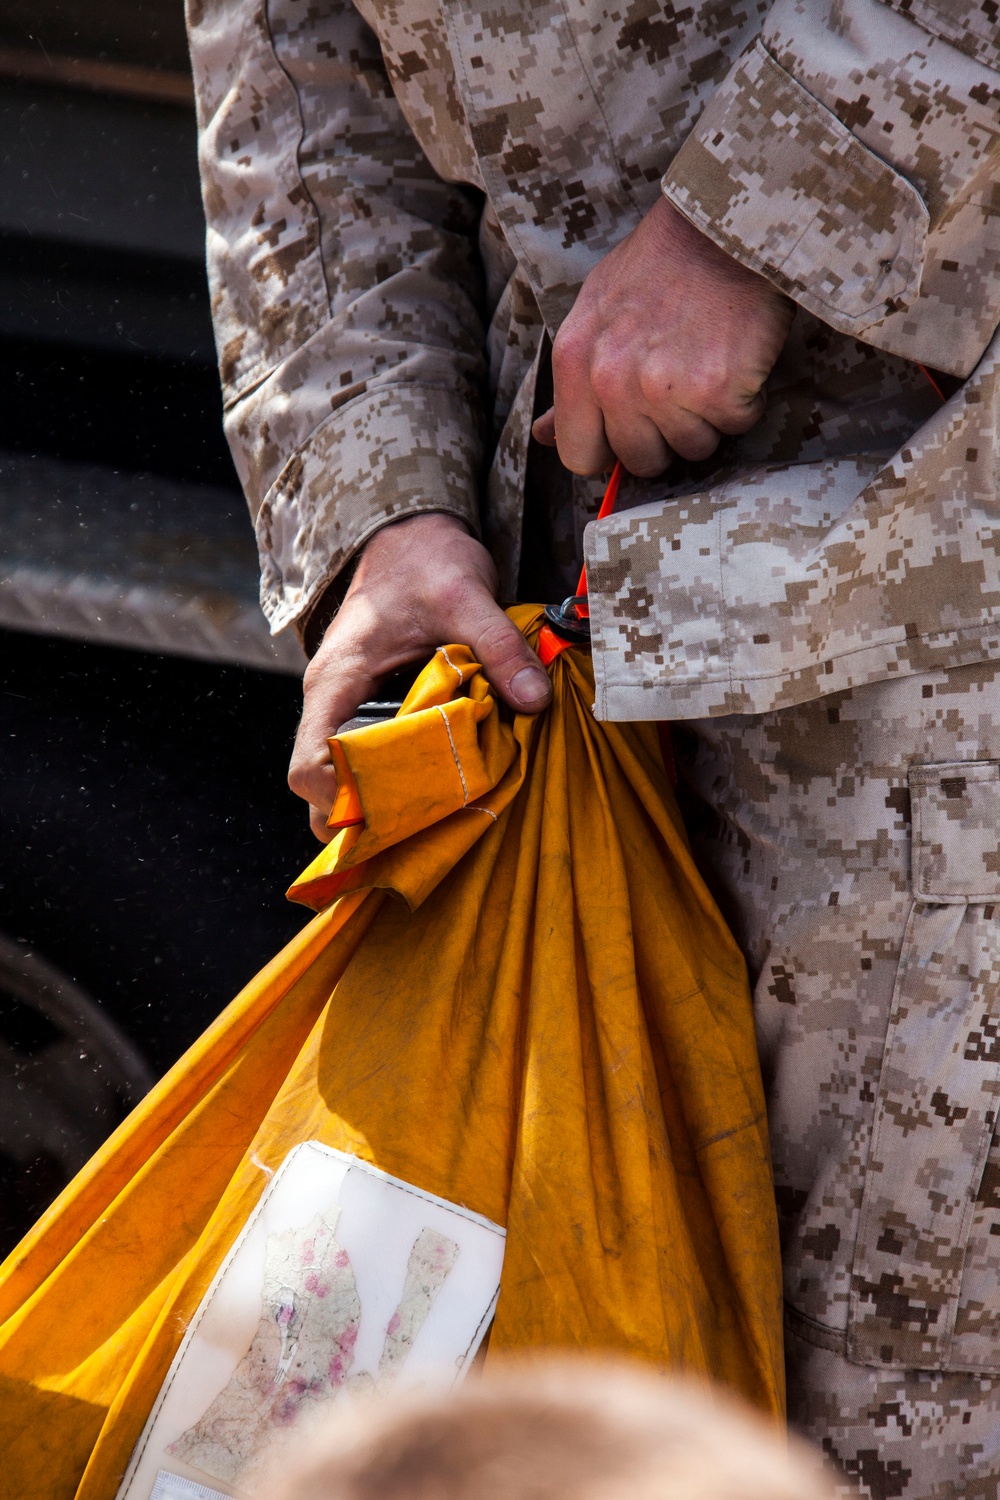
[[532, 195, 792, 477], [288, 513, 551, 841]]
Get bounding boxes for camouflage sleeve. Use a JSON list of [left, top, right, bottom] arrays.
[[661, 0, 1000, 380], [586, 325, 1000, 722], [187, 0, 487, 638]]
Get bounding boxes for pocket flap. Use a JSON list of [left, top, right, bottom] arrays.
[[910, 761, 1000, 902]]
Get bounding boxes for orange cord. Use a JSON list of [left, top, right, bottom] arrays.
[[537, 461, 623, 665], [918, 363, 947, 404], [574, 460, 623, 619]]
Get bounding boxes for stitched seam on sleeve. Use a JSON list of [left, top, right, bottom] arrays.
[[264, 0, 333, 316], [878, 0, 1000, 67]]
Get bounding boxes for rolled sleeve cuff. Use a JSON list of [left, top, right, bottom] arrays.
[[662, 39, 929, 338], [254, 382, 482, 637], [586, 408, 1000, 723]]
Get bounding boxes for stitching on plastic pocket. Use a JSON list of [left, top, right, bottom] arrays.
[[909, 761, 1000, 903]]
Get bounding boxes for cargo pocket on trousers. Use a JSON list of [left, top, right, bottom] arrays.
[[848, 761, 1000, 1372]]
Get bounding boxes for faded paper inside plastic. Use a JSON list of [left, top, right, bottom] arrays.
[[118, 1143, 505, 1500]]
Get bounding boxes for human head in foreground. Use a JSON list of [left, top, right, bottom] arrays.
[[270, 1358, 839, 1500]]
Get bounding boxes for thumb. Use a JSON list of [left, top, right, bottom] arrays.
[[459, 590, 552, 713]]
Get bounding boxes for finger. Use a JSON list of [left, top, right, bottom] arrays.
[[648, 403, 721, 464], [448, 581, 551, 713], [551, 328, 616, 475], [309, 803, 335, 843], [288, 643, 382, 840], [554, 393, 615, 475], [703, 386, 767, 437], [531, 408, 557, 446], [639, 355, 766, 443], [601, 411, 672, 479]]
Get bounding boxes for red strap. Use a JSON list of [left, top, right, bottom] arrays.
[[918, 363, 947, 404]]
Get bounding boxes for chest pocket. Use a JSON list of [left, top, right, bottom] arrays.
[[849, 761, 1000, 1371]]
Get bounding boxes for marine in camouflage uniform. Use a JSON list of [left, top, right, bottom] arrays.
[[186, 0, 1000, 1491]]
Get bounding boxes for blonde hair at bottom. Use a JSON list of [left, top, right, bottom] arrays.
[[266, 1356, 839, 1500]]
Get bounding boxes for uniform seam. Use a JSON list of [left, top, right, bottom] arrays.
[[219, 0, 333, 408], [846, 901, 923, 1358], [551, 0, 641, 220], [444, 15, 541, 295], [784, 1303, 847, 1354], [911, 776, 927, 897], [911, 762, 1000, 900], [846, 898, 1000, 1369], [879, 0, 1000, 67], [264, 0, 333, 316], [715, 482, 736, 696]]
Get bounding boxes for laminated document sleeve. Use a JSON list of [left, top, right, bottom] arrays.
[[119, 1143, 506, 1500]]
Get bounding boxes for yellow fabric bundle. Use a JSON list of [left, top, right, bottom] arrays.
[[0, 607, 783, 1499]]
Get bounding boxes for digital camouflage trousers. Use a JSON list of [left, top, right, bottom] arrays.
[[684, 657, 1000, 1500]]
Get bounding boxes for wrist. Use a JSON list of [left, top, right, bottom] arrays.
[[653, 192, 772, 292]]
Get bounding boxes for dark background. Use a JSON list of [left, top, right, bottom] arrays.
[[1, 0, 315, 1089], [1, 632, 313, 1074]]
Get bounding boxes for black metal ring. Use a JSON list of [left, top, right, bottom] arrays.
[[542, 595, 591, 643]]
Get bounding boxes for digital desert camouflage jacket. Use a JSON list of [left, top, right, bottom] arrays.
[[187, 0, 1000, 719]]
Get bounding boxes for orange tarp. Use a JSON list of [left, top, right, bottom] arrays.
[[0, 607, 783, 1499]]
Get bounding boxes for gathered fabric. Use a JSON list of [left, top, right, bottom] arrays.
[[0, 607, 783, 1500]]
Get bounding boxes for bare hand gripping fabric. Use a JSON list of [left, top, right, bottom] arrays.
[[0, 608, 782, 1500]]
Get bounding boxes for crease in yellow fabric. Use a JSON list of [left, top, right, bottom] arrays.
[[0, 606, 784, 1500]]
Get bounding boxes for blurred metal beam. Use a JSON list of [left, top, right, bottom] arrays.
[[0, 451, 303, 674], [0, 48, 194, 107]]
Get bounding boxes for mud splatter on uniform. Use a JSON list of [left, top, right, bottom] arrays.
[[187, 0, 1000, 1488]]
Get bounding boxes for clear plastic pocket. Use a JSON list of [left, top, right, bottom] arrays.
[[119, 1143, 505, 1500]]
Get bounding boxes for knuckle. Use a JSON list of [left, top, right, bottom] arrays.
[[552, 320, 590, 379], [636, 353, 677, 405], [589, 350, 629, 408], [717, 392, 765, 435], [624, 452, 668, 480], [288, 762, 314, 800], [686, 368, 729, 412], [556, 440, 609, 478]]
